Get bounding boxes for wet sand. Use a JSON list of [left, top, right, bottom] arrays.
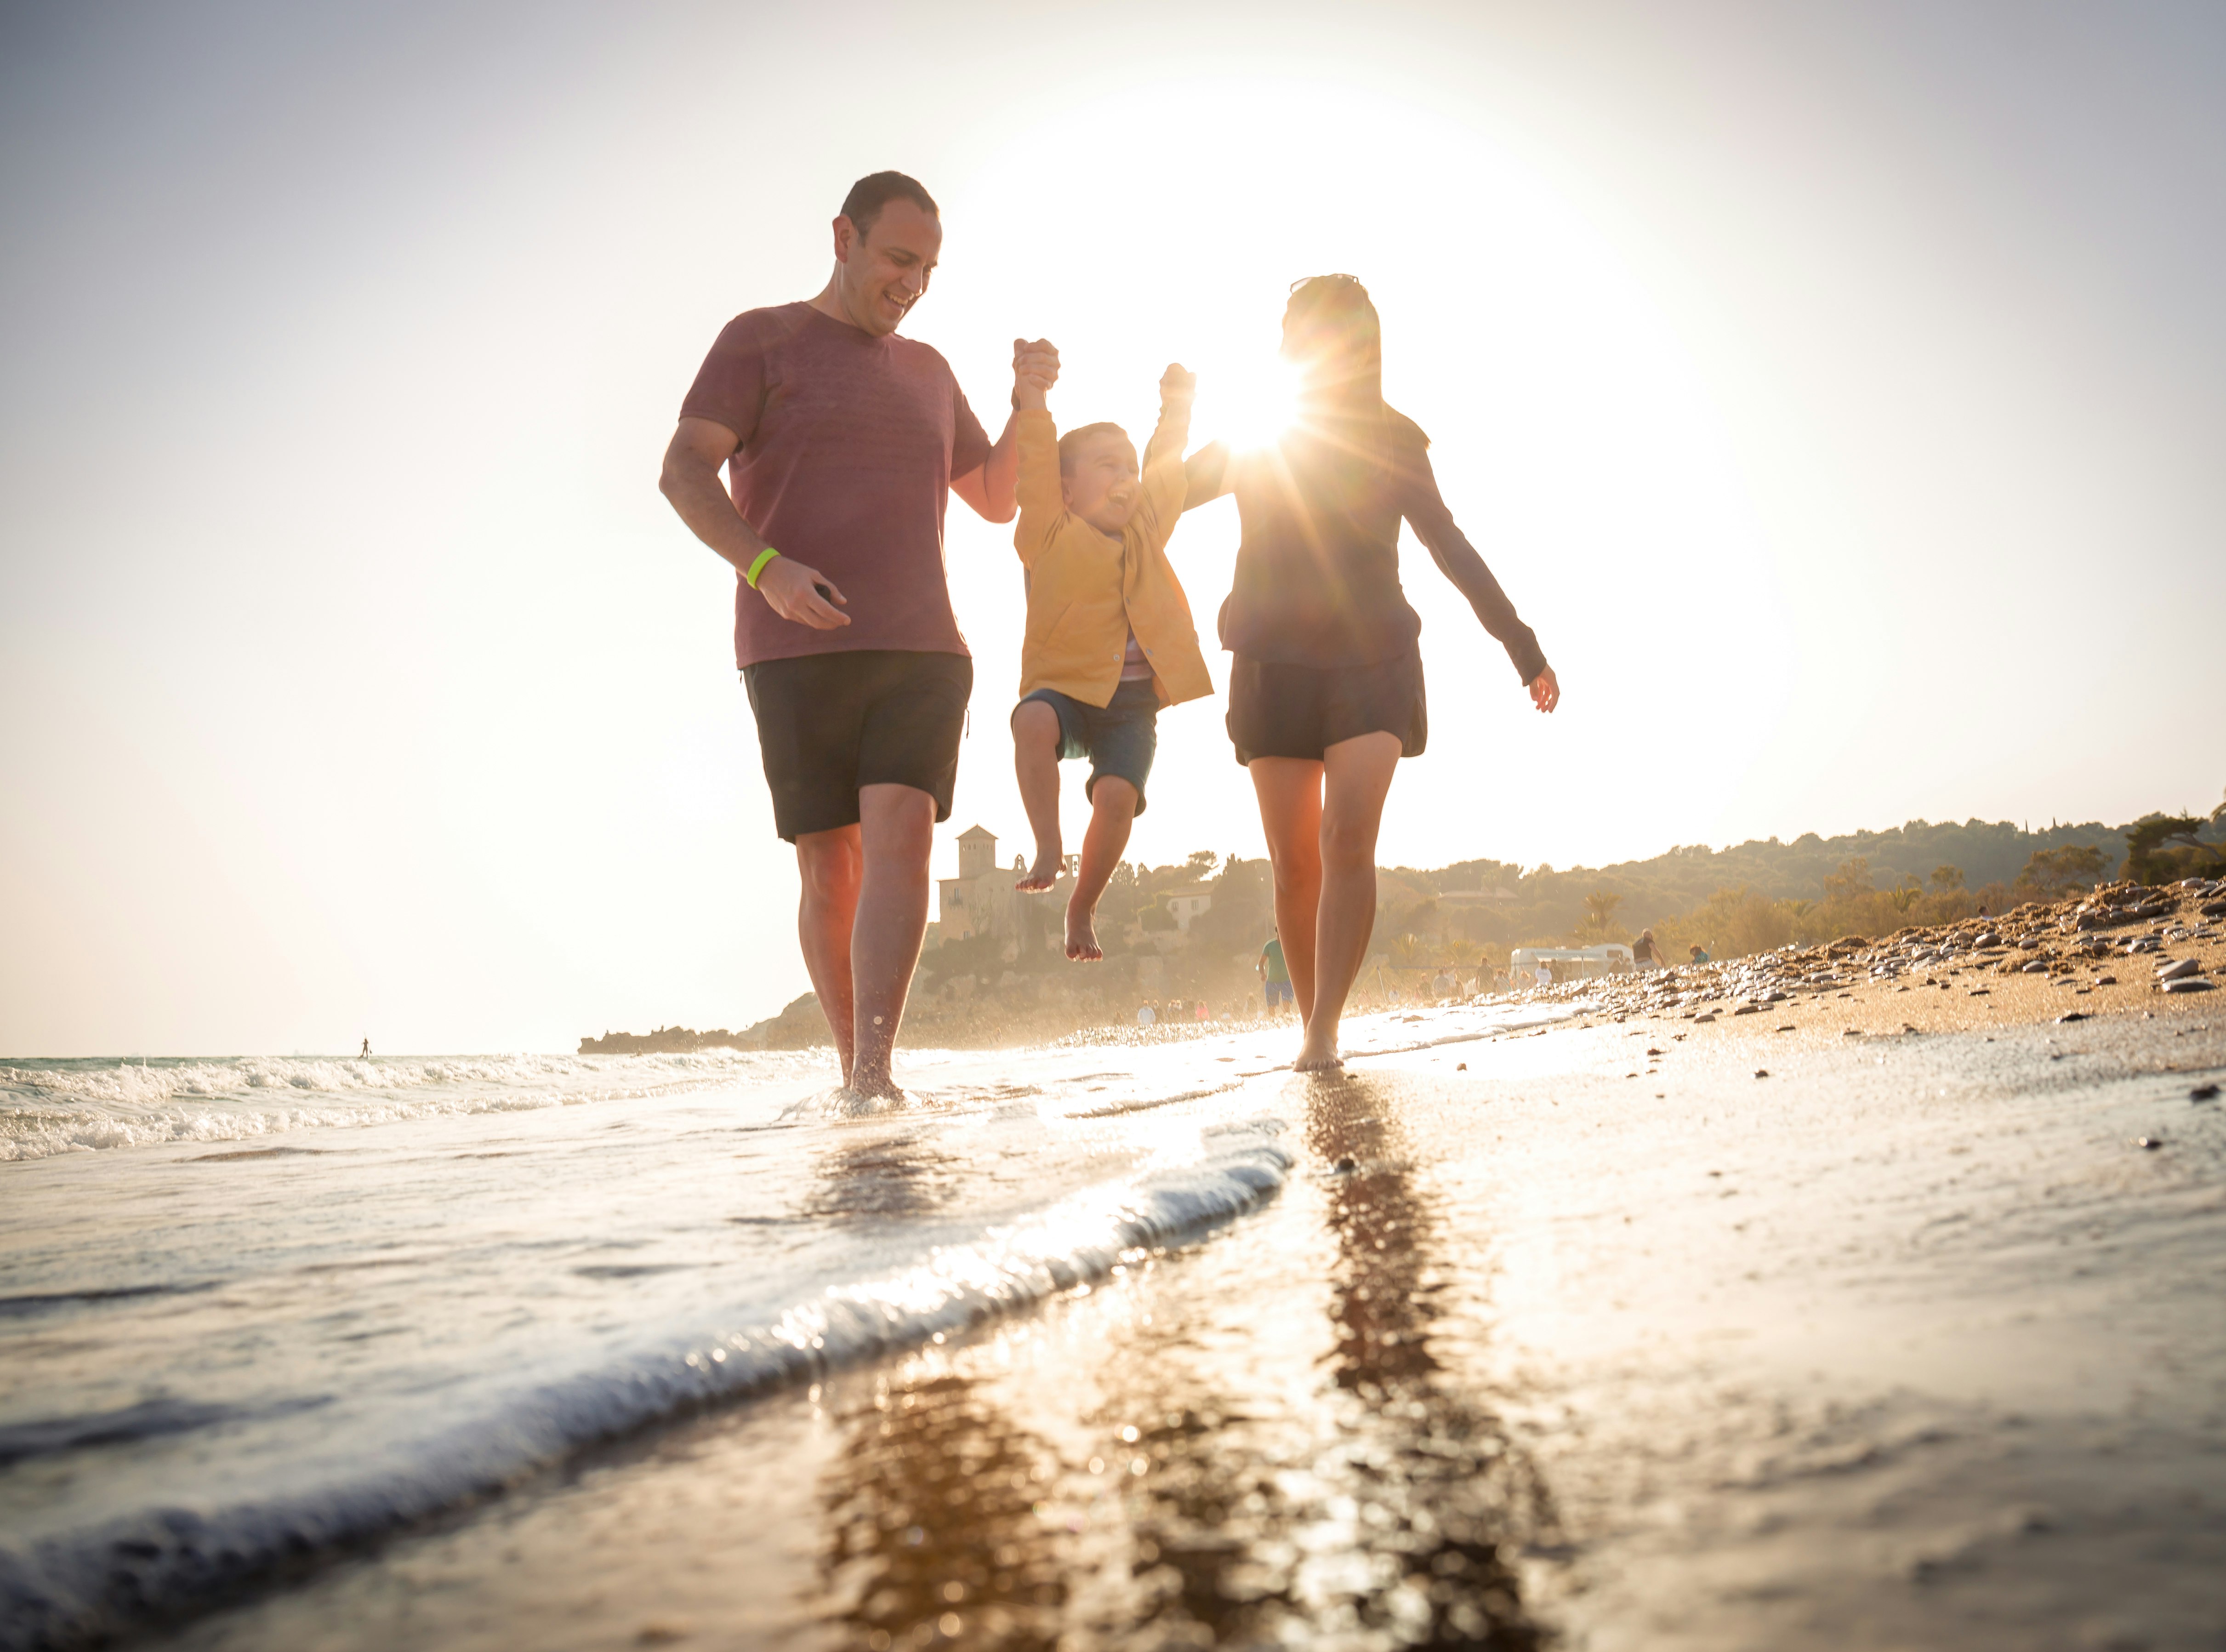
[[144, 969, 2226, 1651]]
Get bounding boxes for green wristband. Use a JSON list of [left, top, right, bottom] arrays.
[[744, 546, 780, 588]]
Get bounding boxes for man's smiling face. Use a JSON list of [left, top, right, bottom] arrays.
[[832, 199, 942, 336]]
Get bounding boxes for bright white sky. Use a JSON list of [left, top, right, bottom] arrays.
[[3, 1, 2221, 1054]]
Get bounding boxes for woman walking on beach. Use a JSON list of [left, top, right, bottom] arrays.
[[1187, 275, 1558, 1070]]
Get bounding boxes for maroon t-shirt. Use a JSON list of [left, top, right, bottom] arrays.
[[679, 302, 993, 668]]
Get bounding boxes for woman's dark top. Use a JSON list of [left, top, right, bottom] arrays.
[[1184, 408, 1547, 681]]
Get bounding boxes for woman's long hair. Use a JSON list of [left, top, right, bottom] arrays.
[[1282, 273, 1397, 479]]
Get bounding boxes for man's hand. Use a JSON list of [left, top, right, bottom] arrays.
[[1528, 666, 1560, 713], [1012, 337, 1059, 410], [1160, 362, 1196, 409], [757, 556, 850, 630]]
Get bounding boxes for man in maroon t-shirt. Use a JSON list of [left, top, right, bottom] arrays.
[[659, 170, 1059, 1098]]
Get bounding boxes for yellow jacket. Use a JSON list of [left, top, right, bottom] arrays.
[[1013, 406, 1213, 709]]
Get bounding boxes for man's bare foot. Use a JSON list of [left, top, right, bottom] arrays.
[[1292, 1037, 1343, 1072], [1065, 900, 1104, 962], [1016, 844, 1063, 894]]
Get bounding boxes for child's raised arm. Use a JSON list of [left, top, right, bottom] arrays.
[[1011, 336, 1064, 567], [1128, 363, 1196, 552]]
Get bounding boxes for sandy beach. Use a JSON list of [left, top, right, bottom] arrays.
[[62, 886, 2216, 1652]]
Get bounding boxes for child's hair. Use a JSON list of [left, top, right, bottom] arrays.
[[1057, 422, 1130, 475]]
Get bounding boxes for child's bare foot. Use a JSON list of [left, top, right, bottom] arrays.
[[1065, 900, 1103, 961], [1016, 843, 1063, 893]]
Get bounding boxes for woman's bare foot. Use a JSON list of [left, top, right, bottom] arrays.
[[1292, 1034, 1343, 1072], [843, 1066, 907, 1103], [1016, 843, 1063, 893], [1065, 900, 1104, 961]]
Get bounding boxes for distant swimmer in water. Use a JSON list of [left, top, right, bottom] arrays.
[[360, 1037, 371, 1059], [1008, 353, 1212, 963], [1183, 274, 1558, 1071]]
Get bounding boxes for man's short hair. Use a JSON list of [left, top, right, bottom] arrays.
[[1058, 422, 1130, 474], [840, 171, 939, 239]]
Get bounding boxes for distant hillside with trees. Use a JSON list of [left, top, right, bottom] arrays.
[[1380, 804, 2225, 970], [590, 799, 2225, 1049]]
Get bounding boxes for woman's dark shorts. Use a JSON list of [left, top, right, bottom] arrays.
[[1015, 678, 1159, 815], [743, 649, 973, 842], [1226, 650, 1426, 765]]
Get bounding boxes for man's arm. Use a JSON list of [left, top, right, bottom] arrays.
[[658, 416, 848, 630], [952, 339, 1061, 523], [952, 413, 1020, 525]]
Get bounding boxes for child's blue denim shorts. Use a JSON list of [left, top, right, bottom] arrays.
[[1016, 678, 1160, 814]]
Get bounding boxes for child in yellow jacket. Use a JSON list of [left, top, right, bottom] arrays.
[[1009, 350, 1213, 961]]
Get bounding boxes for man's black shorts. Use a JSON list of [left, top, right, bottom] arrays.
[[742, 649, 973, 841], [1226, 650, 1427, 765]]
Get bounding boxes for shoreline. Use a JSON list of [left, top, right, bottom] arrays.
[[119, 893, 2226, 1652]]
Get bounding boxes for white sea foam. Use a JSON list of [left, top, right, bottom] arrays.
[[0, 1064, 1288, 1650], [0, 1050, 813, 1161]]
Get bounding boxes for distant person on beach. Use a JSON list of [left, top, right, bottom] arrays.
[[359, 1037, 370, 1059], [1008, 356, 1212, 961], [659, 171, 1058, 1098], [1185, 275, 1557, 1070], [1632, 929, 1666, 970], [1688, 943, 1710, 965], [1258, 930, 1295, 1011], [1137, 1002, 1156, 1026]]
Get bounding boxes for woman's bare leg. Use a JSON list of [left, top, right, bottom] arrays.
[[1248, 757, 1326, 1042], [1296, 732, 1402, 1069]]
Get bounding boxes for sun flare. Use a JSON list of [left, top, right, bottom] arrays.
[[1201, 359, 1300, 452]]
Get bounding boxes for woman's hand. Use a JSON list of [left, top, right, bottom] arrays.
[[1528, 666, 1560, 713]]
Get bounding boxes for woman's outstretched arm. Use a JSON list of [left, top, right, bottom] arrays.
[[1398, 439, 1551, 693], [1182, 440, 1234, 510]]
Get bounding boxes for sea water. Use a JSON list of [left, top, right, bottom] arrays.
[[0, 1008, 1556, 1647]]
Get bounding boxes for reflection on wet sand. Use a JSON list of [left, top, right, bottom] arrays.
[[816, 1373, 1066, 1650], [809, 1074, 1554, 1648], [1094, 1075, 1550, 1648], [799, 1133, 962, 1224]]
